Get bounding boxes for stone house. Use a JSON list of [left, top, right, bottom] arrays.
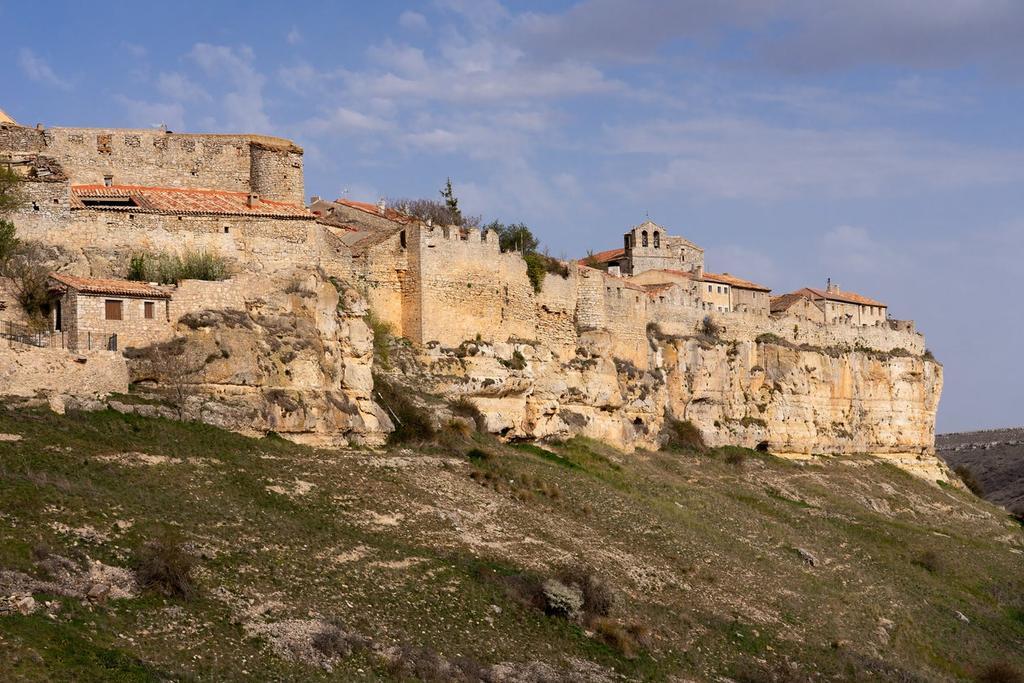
[[702, 272, 771, 315], [770, 291, 826, 324], [773, 282, 887, 327], [47, 273, 171, 351]]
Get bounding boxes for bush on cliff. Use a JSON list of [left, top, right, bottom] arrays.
[[127, 249, 230, 284], [373, 373, 434, 444], [664, 418, 707, 452]]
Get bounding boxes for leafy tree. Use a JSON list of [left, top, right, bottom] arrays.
[[0, 166, 25, 215], [439, 177, 463, 226], [0, 219, 18, 272], [486, 221, 540, 254]]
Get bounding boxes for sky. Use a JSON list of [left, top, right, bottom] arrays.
[[2, 0, 1022, 432]]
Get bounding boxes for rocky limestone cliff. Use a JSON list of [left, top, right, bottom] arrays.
[[382, 326, 944, 478], [122, 271, 391, 446]]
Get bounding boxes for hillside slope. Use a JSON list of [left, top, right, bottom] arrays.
[[938, 429, 1024, 519], [0, 406, 1022, 681]]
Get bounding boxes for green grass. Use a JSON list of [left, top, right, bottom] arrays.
[[0, 406, 1021, 680]]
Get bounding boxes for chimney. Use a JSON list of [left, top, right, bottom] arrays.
[[247, 192, 259, 208], [377, 198, 386, 215], [826, 278, 839, 293]]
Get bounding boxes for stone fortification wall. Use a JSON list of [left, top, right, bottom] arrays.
[[169, 279, 247, 321], [413, 226, 536, 347], [1, 124, 303, 203], [15, 208, 321, 278], [0, 343, 128, 398], [349, 232, 410, 338]]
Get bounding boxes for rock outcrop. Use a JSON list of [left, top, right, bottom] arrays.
[[123, 270, 391, 446], [383, 326, 944, 478]]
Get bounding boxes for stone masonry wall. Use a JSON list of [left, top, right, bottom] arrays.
[[0, 343, 128, 398], [9, 127, 305, 203], [412, 226, 536, 347]]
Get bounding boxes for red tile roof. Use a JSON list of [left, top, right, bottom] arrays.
[[70, 185, 312, 219], [770, 291, 813, 313], [702, 271, 771, 292], [49, 273, 171, 298], [332, 198, 417, 224], [798, 286, 885, 308], [584, 248, 626, 264]]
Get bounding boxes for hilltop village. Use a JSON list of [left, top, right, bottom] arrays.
[[0, 112, 943, 474]]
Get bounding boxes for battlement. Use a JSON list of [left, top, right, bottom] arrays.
[[0, 123, 304, 204]]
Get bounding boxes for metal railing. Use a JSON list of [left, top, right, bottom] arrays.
[[0, 320, 51, 348], [0, 322, 117, 352]]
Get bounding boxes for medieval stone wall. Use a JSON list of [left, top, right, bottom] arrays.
[[0, 343, 128, 398], [2, 124, 304, 203], [411, 226, 536, 347]]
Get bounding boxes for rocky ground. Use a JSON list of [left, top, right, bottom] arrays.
[[0, 406, 1022, 681], [937, 428, 1024, 520]]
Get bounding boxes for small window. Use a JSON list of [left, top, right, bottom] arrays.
[[400, 230, 407, 248], [32, 202, 39, 211], [224, 226, 230, 234], [641, 230, 648, 247], [144, 301, 155, 319], [653, 231, 660, 248], [103, 175, 113, 187], [105, 299, 123, 320]]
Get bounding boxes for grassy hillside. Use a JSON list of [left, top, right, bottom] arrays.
[[938, 429, 1024, 521], [0, 405, 1022, 681]]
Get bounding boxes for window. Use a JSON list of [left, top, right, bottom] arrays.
[[707, 284, 712, 292], [641, 230, 648, 247], [80, 196, 138, 208], [400, 230, 407, 248], [224, 226, 230, 234], [103, 175, 113, 187], [105, 299, 123, 321], [144, 301, 155, 319], [653, 231, 660, 248]]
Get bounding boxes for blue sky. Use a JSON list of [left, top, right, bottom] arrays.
[[3, 0, 1023, 432]]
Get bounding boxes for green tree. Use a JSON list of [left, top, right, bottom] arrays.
[[0, 166, 25, 215], [487, 221, 539, 254], [439, 177, 463, 226]]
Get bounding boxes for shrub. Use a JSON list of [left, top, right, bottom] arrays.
[[524, 252, 547, 293], [591, 617, 649, 659], [724, 449, 746, 467], [557, 565, 615, 619], [755, 332, 787, 345], [310, 621, 368, 659], [923, 348, 937, 362], [126, 249, 230, 284], [912, 550, 942, 574], [977, 662, 1023, 683], [954, 465, 984, 496], [664, 418, 706, 452], [542, 579, 584, 620], [134, 532, 197, 600], [365, 311, 393, 366], [7, 247, 50, 322], [700, 315, 721, 338], [373, 374, 434, 444], [466, 447, 490, 462]]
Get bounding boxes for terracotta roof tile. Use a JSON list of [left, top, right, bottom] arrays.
[[770, 292, 812, 313], [799, 286, 885, 308], [702, 271, 771, 292], [332, 198, 418, 224], [71, 185, 312, 219], [49, 273, 171, 298], [584, 248, 626, 264]]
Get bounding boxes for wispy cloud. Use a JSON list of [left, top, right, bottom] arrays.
[[18, 48, 71, 89], [188, 43, 270, 132]]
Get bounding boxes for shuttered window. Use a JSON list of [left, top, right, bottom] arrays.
[[144, 301, 155, 319], [105, 299, 123, 321]]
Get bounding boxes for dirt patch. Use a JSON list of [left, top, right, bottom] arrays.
[[95, 452, 182, 466]]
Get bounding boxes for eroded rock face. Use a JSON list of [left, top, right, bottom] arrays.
[[125, 270, 391, 446], [385, 329, 944, 478]]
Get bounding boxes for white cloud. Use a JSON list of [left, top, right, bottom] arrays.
[[188, 43, 270, 132], [301, 107, 392, 135], [18, 48, 70, 89], [611, 117, 1024, 200], [157, 72, 209, 102], [398, 10, 428, 31], [367, 41, 429, 76]]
